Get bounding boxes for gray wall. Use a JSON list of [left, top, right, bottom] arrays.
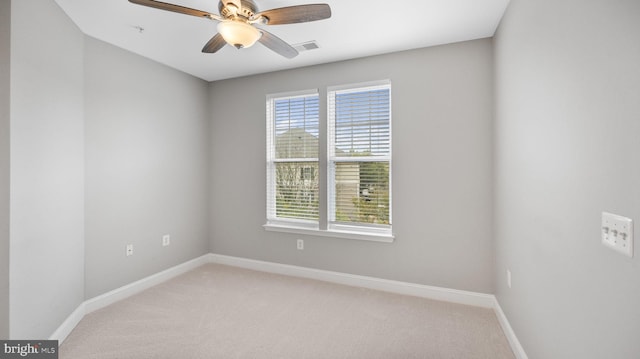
[[210, 39, 495, 293], [84, 37, 211, 298], [9, 0, 85, 339], [494, 0, 640, 358], [0, 0, 10, 340], [7, 0, 212, 336]]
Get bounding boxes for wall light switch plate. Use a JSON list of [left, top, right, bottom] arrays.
[[602, 212, 633, 257], [162, 234, 170, 247]]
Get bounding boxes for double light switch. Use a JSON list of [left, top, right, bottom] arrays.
[[602, 212, 633, 257]]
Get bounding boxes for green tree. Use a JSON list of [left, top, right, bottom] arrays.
[[275, 163, 318, 220], [351, 161, 389, 224]]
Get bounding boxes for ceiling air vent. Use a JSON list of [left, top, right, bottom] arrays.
[[293, 41, 320, 52]]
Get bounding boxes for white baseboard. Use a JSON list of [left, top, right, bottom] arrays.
[[84, 255, 210, 314], [208, 253, 495, 308], [209, 254, 527, 358], [50, 252, 528, 359], [51, 254, 210, 344], [493, 297, 528, 359], [49, 302, 85, 342]]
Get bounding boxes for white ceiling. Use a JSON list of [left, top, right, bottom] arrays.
[[54, 0, 510, 82]]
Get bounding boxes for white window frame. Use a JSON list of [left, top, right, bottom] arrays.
[[327, 80, 393, 238], [265, 89, 320, 230], [264, 82, 394, 242]]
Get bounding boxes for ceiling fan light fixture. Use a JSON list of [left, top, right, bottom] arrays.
[[217, 20, 261, 49]]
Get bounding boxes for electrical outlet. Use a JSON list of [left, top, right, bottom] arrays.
[[602, 212, 633, 257], [297, 239, 304, 250], [507, 269, 512, 289], [162, 234, 170, 247], [126, 244, 134, 257]]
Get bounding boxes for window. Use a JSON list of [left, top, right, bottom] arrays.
[[300, 166, 314, 181], [266, 90, 319, 228], [328, 82, 391, 236], [266, 81, 392, 241]]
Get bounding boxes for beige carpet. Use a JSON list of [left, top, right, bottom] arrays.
[[60, 264, 515, 359]]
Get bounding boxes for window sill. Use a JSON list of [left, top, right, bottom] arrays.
[[263, 223, 395, 243]]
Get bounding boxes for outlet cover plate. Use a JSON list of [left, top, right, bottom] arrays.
[[602, 212, 633, 257]]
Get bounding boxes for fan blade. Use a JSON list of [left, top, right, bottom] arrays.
[[258, 29, 298, 59], [128, 0, 219, 20], [255, 4, 331, 25], [202, 33, 227, 53]]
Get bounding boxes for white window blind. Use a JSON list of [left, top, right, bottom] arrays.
[[266, 90, 319, 226], [328, 82, 391, 234]]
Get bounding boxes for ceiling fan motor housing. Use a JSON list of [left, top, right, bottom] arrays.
[[219, 0, 258, 20]]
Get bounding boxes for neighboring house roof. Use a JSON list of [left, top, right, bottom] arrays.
[[276, 128, 350, 159], [276, 128, 318, 159]]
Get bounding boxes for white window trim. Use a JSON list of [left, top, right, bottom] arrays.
[[327, 80, 392, 235], [263, 223, 394, 243], [266, 89, 319, 225], [265, 81, 394, 243]]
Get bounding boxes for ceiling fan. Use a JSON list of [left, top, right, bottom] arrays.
[[128, 0, 332, 58]]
